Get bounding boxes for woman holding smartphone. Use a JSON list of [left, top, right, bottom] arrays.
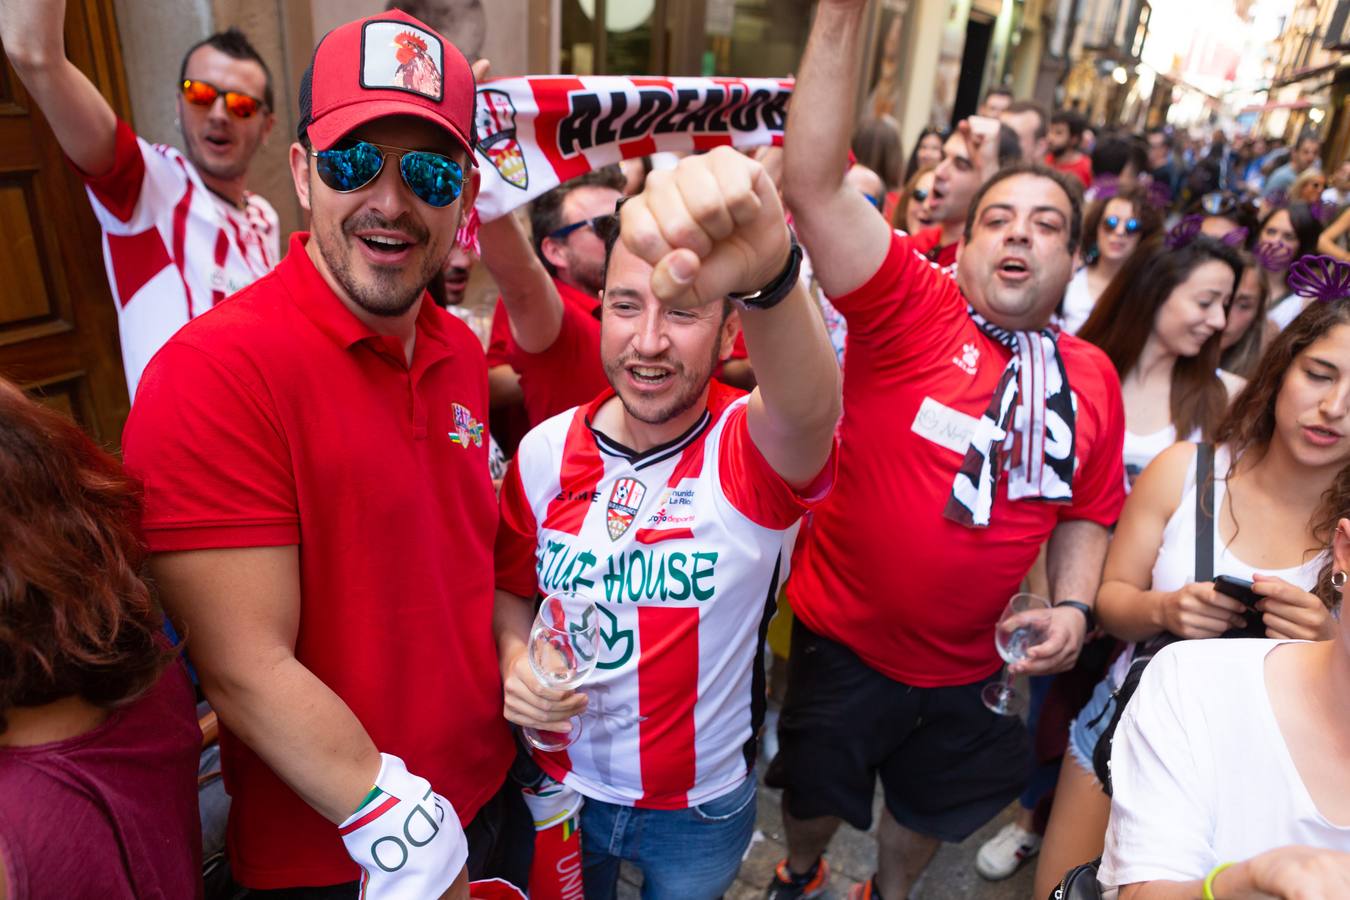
[[1032, 283, 1348, 899]]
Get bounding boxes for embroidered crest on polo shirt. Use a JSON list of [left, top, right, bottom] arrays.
[[606, 478, 647, 541], [449, 403, 483, 448], [362, 21, 444, 100], [476, 90, 529, 190], [952, 342, 980, 376]]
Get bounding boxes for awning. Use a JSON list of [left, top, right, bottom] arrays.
[[1238, 98, 1313, 114]]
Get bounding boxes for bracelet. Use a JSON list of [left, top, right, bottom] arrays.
[[1203, 861, 1235, 900], [1053, 599, 1096, 633], [727, 239, 802, 310]]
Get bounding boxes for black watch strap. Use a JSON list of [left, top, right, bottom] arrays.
[[727, 239, 802, 310], [1054, 600, 1095, 632]]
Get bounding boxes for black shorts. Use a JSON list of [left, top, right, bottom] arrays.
[[764, 617, 1030, 843]]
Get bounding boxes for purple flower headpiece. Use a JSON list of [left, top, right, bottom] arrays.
[[1223, 227, 1248, 248], [1265, 189, 1288, 210], [1146, 180, 1173, 210], [1288, 254, 1350, 304], [1309, 200, 1335, 225], [1165, 215, 1202, 250], [1255, 239, 1295, 272], [1090, 174, 1119, 202]]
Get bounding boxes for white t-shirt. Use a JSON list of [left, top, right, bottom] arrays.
[[81, 119, 279, 396], [495, 382, 833, 809], [1099, 639, 1350, 893], [1266, 292, 1308, 333], [1058, 267, 1095, 335]]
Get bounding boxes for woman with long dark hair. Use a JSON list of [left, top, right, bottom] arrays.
[[1078, 235, 1244, 484], [1034, 289, 1349, 898], [1057, 188, 1163, 333], [1219, 250, 1271, 378], [1261, 202, 1324, 333], [902, 126, 945, 185], [0, 378, 201, 897]]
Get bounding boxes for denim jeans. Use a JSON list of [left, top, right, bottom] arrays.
[[580, 773, 758, 900]]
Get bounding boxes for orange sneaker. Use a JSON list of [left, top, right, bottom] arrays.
[[765, 856, 830, 899]]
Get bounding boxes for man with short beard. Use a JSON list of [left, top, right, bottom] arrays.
[[494, 145, 841, 899], [0, 0, 280, 397], [910, 121, 1022, 270], [763, 3, 1126, 899], [480, 170, 626, 426], [121, 9, 523, 898]]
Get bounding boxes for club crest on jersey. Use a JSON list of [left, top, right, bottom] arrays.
[[606, 478, 647, 541], [448, 402, 483, 448]]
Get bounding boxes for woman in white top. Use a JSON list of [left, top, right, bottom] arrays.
[[1078, 236, 1245, 488], [1058, 189, 1161, 335], [1218, 251, 1271, 379], [1032, 295, 1349, 899], [1260, 202, 1324, 335]]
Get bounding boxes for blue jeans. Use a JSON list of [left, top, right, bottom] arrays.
[[580, 774, 758, 899]]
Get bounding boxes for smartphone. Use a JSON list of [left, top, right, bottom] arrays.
[[1213, 575, 1265, 638]]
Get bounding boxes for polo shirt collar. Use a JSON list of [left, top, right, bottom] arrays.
[[279, 232, 455, 369], [555, 276, 602, 320]]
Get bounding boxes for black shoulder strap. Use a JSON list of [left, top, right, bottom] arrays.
[[1194, 443, 1215, 583]]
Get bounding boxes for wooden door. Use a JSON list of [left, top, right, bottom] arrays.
[[0, 0, 132, 444]]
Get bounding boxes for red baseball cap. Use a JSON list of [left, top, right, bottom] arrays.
[[298, 9, 477, 163]]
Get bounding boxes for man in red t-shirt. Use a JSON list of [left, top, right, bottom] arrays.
[[764, 4, 1125, 900], [122, 10, 519, 899], [1046, 109, 1094, 189], [912, 118, 1022, 270]]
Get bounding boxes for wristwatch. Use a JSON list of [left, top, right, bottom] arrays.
[[1053, 599, 1095, 633], [727, 239, 802, 310]]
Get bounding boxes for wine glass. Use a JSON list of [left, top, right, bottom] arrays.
[[522, 590, 601, 752], [981, 592, 1052, 716]]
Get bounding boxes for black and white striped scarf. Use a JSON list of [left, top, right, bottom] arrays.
[[943, 308, 1076, 527]]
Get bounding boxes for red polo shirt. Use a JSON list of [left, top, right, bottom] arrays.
[[122, 234, 513, 889], [1046, 152, 1094, 189], [910, 225, 959, 269]]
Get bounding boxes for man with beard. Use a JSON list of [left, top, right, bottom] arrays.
[[480, 171, 626, 427], [763, 3, 1126, 899], [1046, 109, 1093, 189], [0, 0, 280, 397], [494, 146, 841, 899], [121, 9, 522, 898], [909, 120, 1022, 270]]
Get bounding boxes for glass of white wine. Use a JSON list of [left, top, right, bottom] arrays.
[[981, 592, 1052, 716], [522, 590, 600, 752]]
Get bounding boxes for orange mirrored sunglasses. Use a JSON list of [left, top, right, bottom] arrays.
[[180, 79, 266, 118]]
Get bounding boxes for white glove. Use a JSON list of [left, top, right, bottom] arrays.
[[339, 753, 468, 899]]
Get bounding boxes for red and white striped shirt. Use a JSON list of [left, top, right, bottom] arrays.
[[496, 382, 833, 809], [79, 118, 279, 396]]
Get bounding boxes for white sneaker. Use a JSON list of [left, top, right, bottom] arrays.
[[975, 821, 1042, 880]]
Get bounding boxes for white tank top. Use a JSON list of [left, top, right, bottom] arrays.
[[1122, 425, 1180, 488], [1109, 443, 1326, 684]]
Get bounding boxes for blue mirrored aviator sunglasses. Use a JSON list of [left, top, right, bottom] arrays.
[[1104, 214, 1140, 234], [312, 140, 464, 208]]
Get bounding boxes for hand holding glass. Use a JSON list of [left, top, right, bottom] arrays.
[[981, 592, 1052, 716], [522, 590, 600, 752]]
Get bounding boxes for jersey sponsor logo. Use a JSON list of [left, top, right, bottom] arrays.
[[448, 402, 484, 448], [953, 341, 980, 375], [911, 396, 979, 456], [476, 90, 529, 189], [645, 507, 694, 526], [606, 478, 647, 540]]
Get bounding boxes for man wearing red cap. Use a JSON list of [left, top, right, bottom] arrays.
[[123, 10, 519, 898]]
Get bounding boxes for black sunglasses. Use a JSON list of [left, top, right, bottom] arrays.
[[549, 215, 612, 241], [911, 188, 929, 203], [312, 139, 464, 208], [1103, 215, 1140, 234]]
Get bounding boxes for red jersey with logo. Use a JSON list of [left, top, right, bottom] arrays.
[[1045, 152, 1094, 189], [78, 118, 279, 397], [496, 383, 834, 809], [786, 232, 1126, 687], [122, 235, 512, 889]]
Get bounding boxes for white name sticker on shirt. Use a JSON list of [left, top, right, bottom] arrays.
[[911, 396, 978, 456]]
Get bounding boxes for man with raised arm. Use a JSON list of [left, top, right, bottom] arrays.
[[0, 0, 279, 397], [763, 3, 1127, 899], [121, 9, 524, 898], [494, 145, 841, 899]]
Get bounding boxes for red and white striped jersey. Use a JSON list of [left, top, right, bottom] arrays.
[[496, 382, 833, 809], [79, 119, 279, 397]]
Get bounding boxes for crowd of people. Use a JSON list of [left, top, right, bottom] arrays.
[[4, 0, 1350, 899]]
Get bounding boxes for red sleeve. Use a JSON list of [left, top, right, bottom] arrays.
[[495, 458, 541, 598], [1058, 347, 1127, 526], [121, 342, 299, 550], [825, 229, 962, 349], [486, 299, 513, 368], [508, 303, 607, 425], [71, 117, 146, 223], [717, 404, 837, 529], [728, 332, 748, 360]]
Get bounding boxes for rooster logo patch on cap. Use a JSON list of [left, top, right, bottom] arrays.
[[361, 20, 444, 101]]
